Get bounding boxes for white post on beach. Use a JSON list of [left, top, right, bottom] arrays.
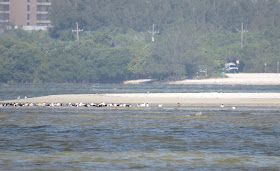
[[72, 22, 83, 41], [148, 24, 159, 42]]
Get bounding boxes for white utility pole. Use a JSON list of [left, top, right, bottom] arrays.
[[72, 22, 83, 41], [239, 23, 248, 48], [148, 24, 159, 42], [277, 61, 279, 73]]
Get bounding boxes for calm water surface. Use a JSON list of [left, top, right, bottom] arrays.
[[0, 83, 280, 170], [1, 83, 280, 101]]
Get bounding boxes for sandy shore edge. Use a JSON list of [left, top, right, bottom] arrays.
[[1, 93, 280, 106], [169, 73, 280, 85]]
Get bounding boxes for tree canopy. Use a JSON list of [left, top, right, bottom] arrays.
[[0, 0, 280, 83]]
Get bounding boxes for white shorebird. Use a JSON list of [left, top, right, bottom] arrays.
[[90, 103, 96, 106], [220, 104, 224, 108], [232, 106, 236, 110], [78, 103, 86, 107], [195, 112, 202, 116], [107, 103, 113, 107], [157, 104, 163, 108], [97, 102, 106, 107], [137, 103, 146, 107]]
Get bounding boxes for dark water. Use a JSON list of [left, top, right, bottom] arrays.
[[0, 83, 280, 170]]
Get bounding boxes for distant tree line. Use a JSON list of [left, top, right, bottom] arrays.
[[50, 0, 280, 33], [0, 0, 280, 83]]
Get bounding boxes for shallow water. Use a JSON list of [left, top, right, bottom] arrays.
[[1, 106, 280, 170], [0, 83, 280, 170]]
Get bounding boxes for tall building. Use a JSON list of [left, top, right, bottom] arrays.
[[0, 0, 51, 28], [0, 0, 9, 25]]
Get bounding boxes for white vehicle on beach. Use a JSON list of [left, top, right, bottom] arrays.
[[225, 63, 238, 73]]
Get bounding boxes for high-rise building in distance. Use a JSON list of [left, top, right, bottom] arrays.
[[0, 0, 51, 27]]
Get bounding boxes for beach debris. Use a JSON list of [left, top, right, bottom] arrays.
[[177, 102, 181, 107], [17, 96, 20, 99], [232, 106, 236, 110], [24, 96, 27, 99]]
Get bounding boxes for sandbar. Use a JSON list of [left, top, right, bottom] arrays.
[[2, 93, 280, 107], [2, 73, 280, 107]]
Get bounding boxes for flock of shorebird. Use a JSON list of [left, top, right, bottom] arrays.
[[1, 97, 235, 109], [0, 102, 166, 108], [0, 102, 236, 109]]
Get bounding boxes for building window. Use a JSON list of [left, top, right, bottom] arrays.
[[37, 14, 49, 20], [0, 5, 9, 11], [27, 5, 30, 11], [37, 5, 49, 11], [0, 13, 9, 20], [27, 14, 30, 20]]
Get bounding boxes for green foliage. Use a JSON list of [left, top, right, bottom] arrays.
[[0, 38, 43, 83], [196, 26, 280, 73], [1, 1, 280, 83], [0, 28, 142, 83], [50, 0, 280, 33]]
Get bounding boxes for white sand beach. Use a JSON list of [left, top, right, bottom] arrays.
[[170, 73, 280, 85]]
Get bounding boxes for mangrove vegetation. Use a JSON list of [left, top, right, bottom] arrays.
[[0, 0, 280, 83]]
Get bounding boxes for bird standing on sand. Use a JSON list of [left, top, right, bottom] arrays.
[[157, 104, 162, 108], [137, 103, 149, 107], [220, 104, 224, 108], [177, 102, 180, 107]]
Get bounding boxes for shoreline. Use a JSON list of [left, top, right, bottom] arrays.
[[123, 73, 280, 85], [169, 73, 280, 85], [1, 93, 280, 107]]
